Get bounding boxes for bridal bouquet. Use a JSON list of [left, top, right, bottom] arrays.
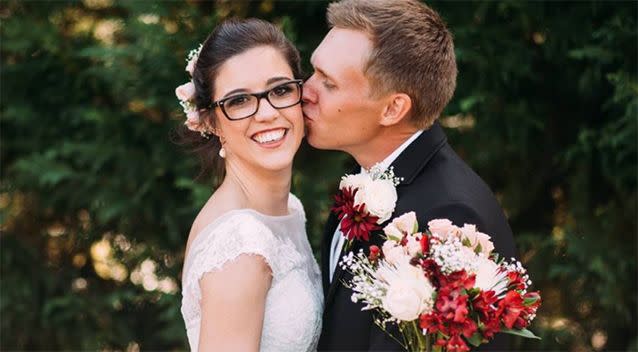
[[340, 212, 541, 352]]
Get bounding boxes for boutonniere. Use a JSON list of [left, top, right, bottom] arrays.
[[331, 165, 403, 247]]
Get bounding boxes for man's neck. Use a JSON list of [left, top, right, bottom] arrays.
[[350, 128, 421, 170]]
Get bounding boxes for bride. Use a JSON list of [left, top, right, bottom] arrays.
[[177, 19, 322, 351]]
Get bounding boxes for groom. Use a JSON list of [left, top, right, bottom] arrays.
[[302, 0, 517, 351]]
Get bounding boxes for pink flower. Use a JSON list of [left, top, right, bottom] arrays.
[[382, 240, 408, 266], [428, 218, 457, 240], [184, 110, 200, 131], [185, 57, 197, 75], [460, 224, 494, 256], [384, 211, 418, 239], [175, 81, 196, 102]]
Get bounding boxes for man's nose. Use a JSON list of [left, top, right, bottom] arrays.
[[302, 76, 318, 104]]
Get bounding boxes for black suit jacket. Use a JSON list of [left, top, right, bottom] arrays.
[[318, 122, 517, 351]]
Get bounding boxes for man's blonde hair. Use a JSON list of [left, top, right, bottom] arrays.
[[327, 0, 457, 128]]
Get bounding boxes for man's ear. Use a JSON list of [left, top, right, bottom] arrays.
[[380, 93, 412, 127]]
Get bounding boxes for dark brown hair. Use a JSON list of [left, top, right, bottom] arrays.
[[327, 0, 457, 128], [175, 18, 302, 180]]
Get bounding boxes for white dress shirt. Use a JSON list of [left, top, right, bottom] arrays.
[[329, 130, 424, 281]]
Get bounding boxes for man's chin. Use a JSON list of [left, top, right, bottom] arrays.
[[305, 132, 330, 151]]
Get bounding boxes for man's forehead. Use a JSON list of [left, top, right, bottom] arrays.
[[311, 28, 372, 75]]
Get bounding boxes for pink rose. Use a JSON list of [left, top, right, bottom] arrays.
[[427, 218, 457, 240], [460, 224, 494, 256], [382, 240, 408, 266], [184, 110, 200, 131], [383, 222, 403, 240], [384, 212, 418, 240], [175, 81, 195, 102], [405, 234, 422, 257]]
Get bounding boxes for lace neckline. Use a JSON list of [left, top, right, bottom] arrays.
[[187, 200, 300, 262]]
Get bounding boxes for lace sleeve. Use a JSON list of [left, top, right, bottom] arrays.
[[183, 213, 281, 302]]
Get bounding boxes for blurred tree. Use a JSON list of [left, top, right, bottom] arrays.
[[1, 0, 635, 350]]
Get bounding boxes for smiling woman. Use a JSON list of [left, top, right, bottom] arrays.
[[174, 19, 323, 352]]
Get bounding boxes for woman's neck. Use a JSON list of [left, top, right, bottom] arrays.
[[219, 160, 292, 216]]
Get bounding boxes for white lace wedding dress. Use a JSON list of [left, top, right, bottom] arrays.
[[181, 194, 323, 351]]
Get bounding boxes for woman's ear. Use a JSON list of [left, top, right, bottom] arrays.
[[201, 111, 223, 138], [379, 93, 412, 127]]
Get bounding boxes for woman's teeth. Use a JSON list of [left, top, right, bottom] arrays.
[[253, 129, 286, 144]]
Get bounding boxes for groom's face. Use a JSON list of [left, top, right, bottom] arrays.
[[302, 28, 385, 153]]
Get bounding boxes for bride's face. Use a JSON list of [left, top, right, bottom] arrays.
[[211, 46, 304, 173]]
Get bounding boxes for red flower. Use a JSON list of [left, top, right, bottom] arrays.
[[445, 334, 470, 352], [496, 291, 526, 329], [420, 312, 445, 333], [507, 270, 526, 290], [331, 187, 380, 242], [472, 290, 498, 320], [439, 270, 476, 291], [331, 187, 356, 219], [339, 203, 380, 242], [454, 318, 478, 339], [419, 233, 430, 253], [481, 310, 502, 339], [369, 245, 380, 261], [435, 286, 469, 323], [420, 259, 442, 287]]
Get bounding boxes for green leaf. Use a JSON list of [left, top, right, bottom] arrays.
[[467, 332, 483, 347], [461, 237, 472, 247], [523, 295, 540, 306], [501, 328, 541, 340]]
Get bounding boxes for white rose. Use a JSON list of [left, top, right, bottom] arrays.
[[354, 178, 397, 223], [339, 173, 371, 191], [382, 263, 435, 321], [382, 240, 408, 266]]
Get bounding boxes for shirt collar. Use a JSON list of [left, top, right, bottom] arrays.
[[361, 130, 424, 173]]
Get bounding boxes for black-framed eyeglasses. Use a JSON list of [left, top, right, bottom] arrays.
[[209, 79, 303, 121]]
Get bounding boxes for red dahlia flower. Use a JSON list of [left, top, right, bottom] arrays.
[[332, 187, 356, 219], [339, 203, 380, 242]]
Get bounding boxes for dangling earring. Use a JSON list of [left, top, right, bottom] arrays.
[[218, 146, 226, 158]]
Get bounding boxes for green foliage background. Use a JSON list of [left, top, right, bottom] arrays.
[[1, 1, 636, 351]]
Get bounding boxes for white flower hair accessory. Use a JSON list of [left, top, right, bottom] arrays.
[[175, 44, 209, 137]]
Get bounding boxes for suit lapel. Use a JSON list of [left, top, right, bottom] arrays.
[[390, 121, 447, 187]]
